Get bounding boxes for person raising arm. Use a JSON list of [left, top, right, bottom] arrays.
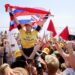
[[8, 6, 50, 59]]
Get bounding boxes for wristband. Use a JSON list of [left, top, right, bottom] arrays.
[[9, 12, 14, 16], [44, 13, 50, 19], [44, 16, 48, 19]]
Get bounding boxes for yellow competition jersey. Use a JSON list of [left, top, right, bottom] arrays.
[[19, 29, 38, 48]]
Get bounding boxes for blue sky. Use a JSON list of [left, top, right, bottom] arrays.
[[0, 0, 75, 35]]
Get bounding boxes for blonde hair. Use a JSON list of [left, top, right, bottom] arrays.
[[0, 64, 29, 75], [45, 55, 59, 73]]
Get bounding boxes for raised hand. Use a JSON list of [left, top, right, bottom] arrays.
[[66, 41, 73, 54], [5, 4, 12, 12]]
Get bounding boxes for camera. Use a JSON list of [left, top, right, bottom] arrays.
[[35, 59, 42, 74]]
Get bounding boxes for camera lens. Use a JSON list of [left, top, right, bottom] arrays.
[[35, 61, 42, 74]]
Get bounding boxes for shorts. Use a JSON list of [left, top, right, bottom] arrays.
[[22, 47, 34, 57]]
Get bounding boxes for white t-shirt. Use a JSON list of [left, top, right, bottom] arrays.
[[62, 68, 75, 75]]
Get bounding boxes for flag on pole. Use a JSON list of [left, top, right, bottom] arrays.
[[5, 4, 50, 31], [47, 20, 57, 37], [59, 26, 69, 40]]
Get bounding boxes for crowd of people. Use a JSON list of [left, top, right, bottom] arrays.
[[0, 6, 75, 75]]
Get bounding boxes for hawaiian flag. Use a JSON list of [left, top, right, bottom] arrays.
[[5, 4, 50, 31]]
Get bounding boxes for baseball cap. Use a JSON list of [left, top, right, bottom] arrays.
[[42, 48, 50, 55], [25, 23, 32, 27], [58, 43, 64, 48], [14, 50, 22, 58]]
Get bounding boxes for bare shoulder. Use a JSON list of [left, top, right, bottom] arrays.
[[13, 67, 29, 75]]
